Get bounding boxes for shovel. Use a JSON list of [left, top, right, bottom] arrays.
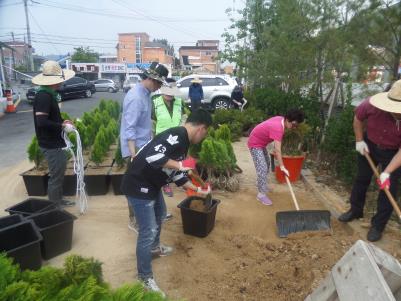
[[276, 176, 331, 238], [188, 170, 213, 210], [364, 153, 401, 221]]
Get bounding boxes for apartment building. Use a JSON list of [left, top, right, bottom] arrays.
[[178, 40, 220, 73], [117, 32, 149, 63]]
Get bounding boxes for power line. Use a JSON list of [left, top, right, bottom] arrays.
[[28, 10, 61, 54], [111, 0, 214, 40], [29, 0, 228, 22]]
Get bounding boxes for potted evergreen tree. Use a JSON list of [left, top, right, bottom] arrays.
[[20, 136, 49, 196], [275, 123, 310, 183]]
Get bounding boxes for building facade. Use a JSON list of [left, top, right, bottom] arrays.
[[143, 42, 174, 65], [179, 40, 219, 73], [117, 32, 149, 63]]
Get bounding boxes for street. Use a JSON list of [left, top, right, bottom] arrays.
[[0, 91, 125, 169]]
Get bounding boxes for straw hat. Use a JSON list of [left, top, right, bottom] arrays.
[[370, 80, 401, 113], [32, 61, 75, 86], [160, 82, 180, 97], [142, 62, 169, 85], [191, 76, 202, 83]]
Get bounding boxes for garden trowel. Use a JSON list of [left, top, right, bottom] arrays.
[[188, 170, 213, 210]]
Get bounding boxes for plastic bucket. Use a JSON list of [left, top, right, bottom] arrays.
[[0, 220, 43, 270], [177, 196, 220, 238], [5, 198, 56, 217], [275, 155, 305, 183], [28, 209, 76, 260]]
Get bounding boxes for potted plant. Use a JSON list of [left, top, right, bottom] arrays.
[[275, 123, 310, 183], [109, 140, 125, 195], [21, 136, 49, 196]]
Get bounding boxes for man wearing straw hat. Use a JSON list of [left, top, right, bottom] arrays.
[[338, 80, 401, 242], [188, 76, 203, 111], [152, 78, 186, 197], [31, 60, 76, 207], [120, 62, 169, 231]]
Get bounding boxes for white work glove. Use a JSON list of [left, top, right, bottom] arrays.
[[355, 141, 369, 155], [200, 99, 206, 104], [377, 172, 390, 190], [178, 161, 192, 172], [196, 184, 211, 195], [280, 165, 290, 177]]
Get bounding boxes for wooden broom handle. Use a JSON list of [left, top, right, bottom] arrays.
[[365, 153, 401, 219], [285, 176, 300, 211]]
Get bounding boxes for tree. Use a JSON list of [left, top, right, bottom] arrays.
[[71, 46, 99, 63], [347, 0, 401, 80]]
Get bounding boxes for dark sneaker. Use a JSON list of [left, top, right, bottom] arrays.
[[61, 200, 75, 207], [338, 209, 363, 222], [367, 227, 382, 242]]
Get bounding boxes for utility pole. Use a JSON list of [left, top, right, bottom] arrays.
[[11, 32, 17, 80], [23, 0, 34, 71]]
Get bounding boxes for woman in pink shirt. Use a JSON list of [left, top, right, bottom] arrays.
[[248, 109, 304, 205]]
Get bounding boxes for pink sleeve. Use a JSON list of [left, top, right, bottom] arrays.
[[270, 130, 284, 142], [355, 98, 372, 121]]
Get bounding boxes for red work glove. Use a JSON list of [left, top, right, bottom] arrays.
[[377, 172, 390, 190]]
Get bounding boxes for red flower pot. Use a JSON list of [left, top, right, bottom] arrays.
[[275, 155, 305, 183]]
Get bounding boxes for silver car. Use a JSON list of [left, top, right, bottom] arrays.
[[176, 74, 237, 110], [93, 79, 119, 93]]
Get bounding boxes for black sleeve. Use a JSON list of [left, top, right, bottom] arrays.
[[36, 115, 63, 130]]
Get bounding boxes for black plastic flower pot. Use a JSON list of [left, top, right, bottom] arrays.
[[28, 209, 77, 260], [5, 198, 56, 217], [110, 173, 124, 195], [20, 168, 48, 196], [0, 214, 24, 230], [0, 220, 43, 270], [63, 173, 77, 196], [84, 174, 110, 196], [177, 196, 220, 238]]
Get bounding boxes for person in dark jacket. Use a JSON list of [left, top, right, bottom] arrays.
[[31, 60, 76, 207], [231, 85, 247, 110], [188, 76, 203, 111], [121, 109, 212, 296]]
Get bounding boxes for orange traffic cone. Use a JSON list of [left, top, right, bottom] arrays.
[[5, 90, 16, 113]]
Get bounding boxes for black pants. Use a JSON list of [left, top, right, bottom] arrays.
[[350, 139, 401, 232], [191, 100, 201, 112]]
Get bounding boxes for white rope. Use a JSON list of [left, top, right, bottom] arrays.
[[62, 129, 88, 215]]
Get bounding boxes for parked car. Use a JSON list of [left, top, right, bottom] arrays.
[[92, 79, 119, 93], [26, 76, 96, 103], [123, 75, 141, 93], [175, 74, 238, 110]]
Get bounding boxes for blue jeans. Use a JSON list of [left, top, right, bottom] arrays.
[[127, 191, 166, 280]]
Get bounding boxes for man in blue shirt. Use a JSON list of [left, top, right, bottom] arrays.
[[120, 62, 169, 231]]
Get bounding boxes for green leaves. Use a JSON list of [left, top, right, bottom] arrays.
[[27, 136, 44, 169], [0, 253, 168, 301]]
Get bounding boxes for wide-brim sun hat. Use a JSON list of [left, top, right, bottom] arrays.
[[32, 60, 75, 86], [160, 83, 180, 97], [142, 62, 169, 85], [191, 77, 202, 83], [370, 79, 401, 113]]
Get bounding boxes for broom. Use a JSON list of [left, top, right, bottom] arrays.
[[276, 176, 331, 238]]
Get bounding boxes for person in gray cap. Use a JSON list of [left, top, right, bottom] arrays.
[[120, 62, 169, 232]]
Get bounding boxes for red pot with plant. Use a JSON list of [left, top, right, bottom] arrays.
[[274, 123, 310, 183]]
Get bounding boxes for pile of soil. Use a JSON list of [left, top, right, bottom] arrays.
[[2, 139, 401, 300]]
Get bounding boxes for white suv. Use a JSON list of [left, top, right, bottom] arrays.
[[176, 74, 237, 110]]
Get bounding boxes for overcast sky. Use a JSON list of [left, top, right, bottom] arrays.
[[0, 0, 243, 57]]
